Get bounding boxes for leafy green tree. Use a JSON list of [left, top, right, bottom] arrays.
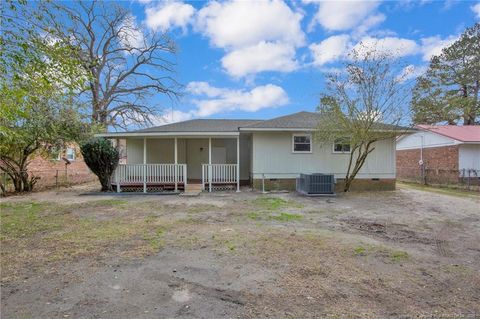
[[316, 46, 409, 192], [411, 23, 480, 125], [0, 2, 91, 193], [80, 138, 119, 192]]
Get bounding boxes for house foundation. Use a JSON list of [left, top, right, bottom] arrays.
[[252, 178, 396, 192]]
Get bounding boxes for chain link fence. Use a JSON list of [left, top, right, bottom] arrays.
[[397, 167, 480, 191], [1, 168, 96, 196]]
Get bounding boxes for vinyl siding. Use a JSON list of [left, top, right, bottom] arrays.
[[396, 131, 456, 150], [251, 132, 396, 179], [459, 144, 480, 171]]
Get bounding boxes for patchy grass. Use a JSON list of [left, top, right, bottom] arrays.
[[187, 204, 220, 214], [248, 212, 261, 220], [0, 202, 62, 239], [353, 244, 410, 263], [269, 212, 303, 222], [247, 210, 303, 222], [249, 197, 304, 222], [389, 250, 409, 262], [398, 181, 479, 199], [353, 246, 367, 256], [0, 200, 171, 281], [252, 197, 304, 211]]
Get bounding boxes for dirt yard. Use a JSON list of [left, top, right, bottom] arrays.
[[1, 183, 479, 318]]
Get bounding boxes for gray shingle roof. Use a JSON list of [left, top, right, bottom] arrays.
[[116, 111, 410, 135], [241, 111, 411, 131], [241, 111, 321, 129], [133, 119, 263, 133]]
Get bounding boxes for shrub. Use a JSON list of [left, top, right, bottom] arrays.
[[81, 138, 119, 191]]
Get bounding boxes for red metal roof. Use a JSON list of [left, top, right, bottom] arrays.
[[416, 125, 480, 142]]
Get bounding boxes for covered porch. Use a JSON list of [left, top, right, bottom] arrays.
[[106, 132, 251, 193]]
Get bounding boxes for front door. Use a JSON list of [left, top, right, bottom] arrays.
[[186, 139, 209, 181]]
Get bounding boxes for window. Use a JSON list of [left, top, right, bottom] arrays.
[[293, 134, 312, 153], [66, 147, 75, 161], [333, 139, 351, 153]]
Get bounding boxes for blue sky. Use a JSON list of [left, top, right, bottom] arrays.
[[119, 0, 479, 125]]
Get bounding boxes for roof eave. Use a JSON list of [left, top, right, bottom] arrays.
[[95, 131, 240, 138]]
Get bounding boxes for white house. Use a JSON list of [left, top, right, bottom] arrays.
[[396, 125, 480, 183], [98, 111, 408, 193]]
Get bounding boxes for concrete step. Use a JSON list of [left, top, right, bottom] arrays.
[[184, 183, 203, 194]]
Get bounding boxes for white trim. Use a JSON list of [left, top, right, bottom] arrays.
[[66, 147, 76, 161], [174, 137, 178, 192], [240, 128, 315, 132], [240, 127, 416, 133], [332, 140, 351, 154], [143, 138, 147, 193], [97, 128, 415, 137], [208, 138, 212, 193], [236, 136, 240, 192], [96, 132, 240, 138], [292, 133, 312, 154]]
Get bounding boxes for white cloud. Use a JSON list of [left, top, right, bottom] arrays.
[[118, 15, 145, 50], [186, 82, 289, 117], [196, 0, 305, 49], [308, 1, 382, 31], [194, 0, 305, 78], [353, 36, 419, 58], [152, 109, 195, 124], [145, 1, 195, 31], [221, 42, 298, 78], [309, 35, 351, 66], [397, 64, 428, 83], [310, 35, 420, 66], [419, 35, 458, 61], [472, 2, 480, 18], [355, 13, 386, 36]]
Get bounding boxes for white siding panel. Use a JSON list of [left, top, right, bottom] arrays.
[[126, 139, 144, 164], [459, 144, 480, 170], [146, 139, 174, 163], [252, 132, 395, 179], [396, 131, 456, 150]]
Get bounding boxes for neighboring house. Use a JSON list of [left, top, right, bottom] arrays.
[[396, 125, 480, 184], [26, 144, 95, 189], [98, 111, 409, 193]]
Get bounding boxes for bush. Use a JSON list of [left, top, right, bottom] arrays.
[[80, 138, 119, 191]]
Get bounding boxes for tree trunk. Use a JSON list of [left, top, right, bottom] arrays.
[[98, 174, 113, 192], [343, 142, 375, 192]]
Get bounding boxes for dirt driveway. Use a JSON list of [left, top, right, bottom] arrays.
[[1, 184, 479, 318]]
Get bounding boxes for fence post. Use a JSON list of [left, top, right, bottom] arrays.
[[262, 173, 266, 193], [65, 165, 68, 187], [467, 169, 471, 190]]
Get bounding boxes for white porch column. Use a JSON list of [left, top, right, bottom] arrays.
[[143, 137, 147, 193], [208, 137, 212, 193], [236, 136, 240, 192], [174, 137, 178, 192]]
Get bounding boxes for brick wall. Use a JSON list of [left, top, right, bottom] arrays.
[[396, 145, 459, 184], [26, 145, 96, 190]]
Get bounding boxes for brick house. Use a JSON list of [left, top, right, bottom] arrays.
[[26, 144, 96, 190], [396, 125, 480, 184]]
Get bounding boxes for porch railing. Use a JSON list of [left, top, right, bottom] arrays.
[[113, 164, 187, 192], [201, 164, 238, 191]]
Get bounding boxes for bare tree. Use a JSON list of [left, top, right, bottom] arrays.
[[41, 1, 181, 129], [316, 45, 411, 192]]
